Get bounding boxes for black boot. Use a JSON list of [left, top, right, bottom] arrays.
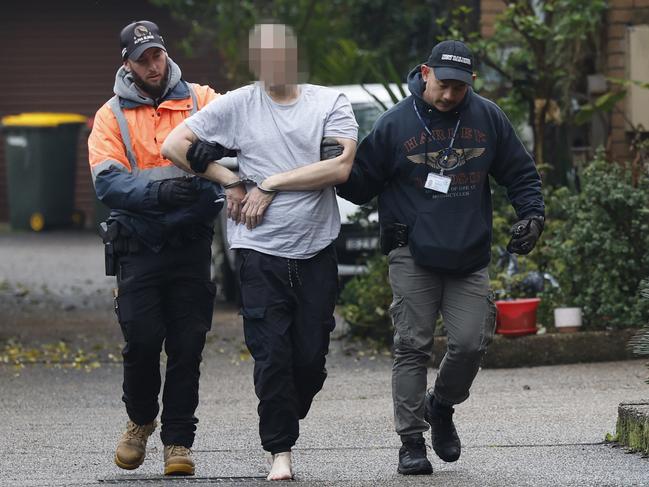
[[397, 436, 433, 475], [424, 391, 461, 462]]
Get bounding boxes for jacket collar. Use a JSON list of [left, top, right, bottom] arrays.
[[113, 57, 186, 109]]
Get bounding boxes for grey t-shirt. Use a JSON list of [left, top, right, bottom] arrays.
[[185, 82, 358, 259]]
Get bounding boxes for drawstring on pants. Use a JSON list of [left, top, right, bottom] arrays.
[[287, 259, 302, 288]]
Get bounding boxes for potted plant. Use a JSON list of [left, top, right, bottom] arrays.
[[492, 270, 543, 337], [495, 298, 542, 337], [553, 306, 582, 333]]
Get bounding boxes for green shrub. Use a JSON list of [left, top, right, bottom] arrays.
[[629, 279, 649, 383], [489, 152, 649, 330], [339, 150, 649, 339], [544, 151, 649, 328], [339, 254, 392, 344]]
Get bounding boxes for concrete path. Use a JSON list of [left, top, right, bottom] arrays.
[[1, 231, 649, 486], [1, 340, 648, 486]]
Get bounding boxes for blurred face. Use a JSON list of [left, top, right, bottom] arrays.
[[421, 65, 468, 112], [124, 47, 168, 98], [248, 24, 298, 86]]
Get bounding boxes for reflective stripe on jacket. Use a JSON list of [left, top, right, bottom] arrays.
[[88, 65, 223, 251], [89, 81, 216, 181]]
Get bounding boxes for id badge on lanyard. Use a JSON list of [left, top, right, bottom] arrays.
[[425, 172, 452, 193], [413, 100, 460, 194]]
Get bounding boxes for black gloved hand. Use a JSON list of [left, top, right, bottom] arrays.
[[186, 140, 231, 173], [321, 137, 344, 160], [158, 177, 200, 208], [507, 216, 544, 255]]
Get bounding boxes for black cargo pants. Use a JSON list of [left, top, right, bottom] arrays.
[[237, 244, 338, 454], [115, 236, 215, 448]]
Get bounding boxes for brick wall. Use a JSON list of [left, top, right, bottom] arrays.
[[0, 0, 227, 225], [480, 0, 506, 37]]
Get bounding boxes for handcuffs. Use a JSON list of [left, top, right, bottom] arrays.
[[223, 175, 277, 194]]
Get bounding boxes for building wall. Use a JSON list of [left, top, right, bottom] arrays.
[[0, 0, 227, 225], [606, 0, 649, 161], [479, 0, 649, 163], [480, 0, 506, 37]]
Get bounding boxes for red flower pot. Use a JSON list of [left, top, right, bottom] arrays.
[[495, 298, 541, 337]]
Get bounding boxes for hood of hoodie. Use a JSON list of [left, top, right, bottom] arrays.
[[406, 64, 472, 119], [113, 57, 183, 106]]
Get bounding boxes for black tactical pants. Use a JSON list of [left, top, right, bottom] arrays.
[[115, 236, 215, 448], [237, 245, 338, 454]]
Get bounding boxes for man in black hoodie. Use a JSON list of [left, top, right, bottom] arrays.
[[336, 40, 544, 475]]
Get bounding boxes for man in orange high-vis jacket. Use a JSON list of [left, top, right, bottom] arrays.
[[88, 20, 228, 477]]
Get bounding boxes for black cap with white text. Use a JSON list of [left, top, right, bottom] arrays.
[[120, 20, 166, 61], [426, 40, 474, 86]]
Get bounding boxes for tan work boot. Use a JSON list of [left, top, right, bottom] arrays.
[[114, 420, 157, 470], [164, 445, 195, 476]]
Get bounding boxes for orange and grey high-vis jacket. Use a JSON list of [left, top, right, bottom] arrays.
[[88, 58, 224, 251]]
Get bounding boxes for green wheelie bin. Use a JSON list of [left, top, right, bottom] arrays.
[[1, 113, 87, 231]]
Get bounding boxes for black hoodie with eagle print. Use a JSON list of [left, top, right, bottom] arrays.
[[336, 65, 544, 275]]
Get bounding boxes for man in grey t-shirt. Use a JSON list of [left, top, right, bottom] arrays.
[[162, 23, 358, 480]]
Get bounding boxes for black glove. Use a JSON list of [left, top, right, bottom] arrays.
[[321, 137, 344, 160], [158, 177, 200, 208], [186, 140, 231, 173], [507, 216, 544, 255]]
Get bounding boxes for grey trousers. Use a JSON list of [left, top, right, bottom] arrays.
[[388, 246, 497, 437]]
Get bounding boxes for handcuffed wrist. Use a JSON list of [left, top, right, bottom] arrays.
[[240, 174, 278, 193], [223, 179, 244, 189], [257, 182, 277, 194]]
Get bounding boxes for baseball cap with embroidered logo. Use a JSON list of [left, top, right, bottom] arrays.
[[120, 20, 166, 61], [426, 40, 474, 86]]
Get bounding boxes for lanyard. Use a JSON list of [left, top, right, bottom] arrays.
[[413, 99, 461, 175]]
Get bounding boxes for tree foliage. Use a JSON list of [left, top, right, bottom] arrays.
[[446, 0, 607, 174], [150, 0, 342, 83], [150, 0, 476, 86]]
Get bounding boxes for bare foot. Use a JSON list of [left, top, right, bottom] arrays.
[[267, 451, 293, 481]]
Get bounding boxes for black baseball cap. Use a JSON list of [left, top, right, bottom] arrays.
[[426, 40, 474, 86], [120, 20, 166, 61]]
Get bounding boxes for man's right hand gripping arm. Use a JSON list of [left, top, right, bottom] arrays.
[[161, 123, 245, 222], [334, 123, 391, 205]]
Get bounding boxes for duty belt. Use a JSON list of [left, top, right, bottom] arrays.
[[98, 220, 141, 275]]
